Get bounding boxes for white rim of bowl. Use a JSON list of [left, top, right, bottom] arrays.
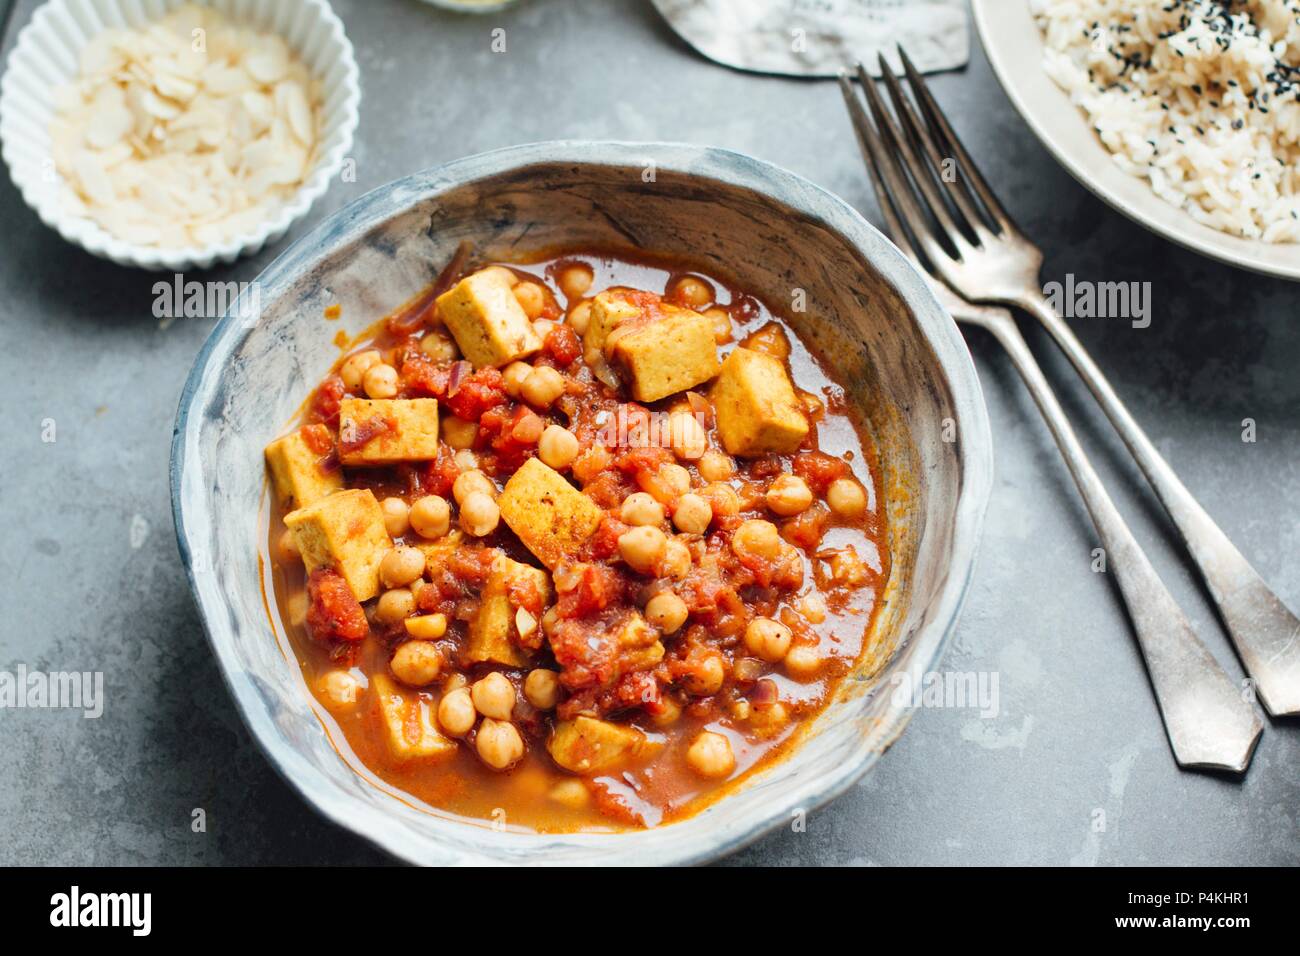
[[0, 0, 361, 271]]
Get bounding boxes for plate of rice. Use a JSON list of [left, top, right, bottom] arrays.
[[973, 0, 1300, 279]]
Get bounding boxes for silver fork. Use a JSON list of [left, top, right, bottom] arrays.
[[852, 49, 1300, 720], [839, 65, 1264, 772]]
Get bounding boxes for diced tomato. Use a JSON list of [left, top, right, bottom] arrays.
[[588, 515, 628, 560], [556, 563, 623, 619], [445, 367, 507, 422], [305, 569, 369, 644], [300, 423, 334, 455], [401, 351, 450, 397], [782, 501, 830, 552], [543, 324, 581, 366], [793, 451, 850, 495], [308, 376, 346, 428], [418, 451, 461, 498]]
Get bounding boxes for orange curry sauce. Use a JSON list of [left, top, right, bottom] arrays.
[[263, 249, 889, 831]]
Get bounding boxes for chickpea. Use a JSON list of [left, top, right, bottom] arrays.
[[379, 545, 425, 588], [285, 590, 309, 628], [645, 591, 688, 633], [476, 719, 525, 770], [375, 587, 415, 625], [732, 519, 782, 561], [339, 349, 381, 389], [453, 469, 496, 505], [362, 362, 399, 399], [538, 424, 580, 470], [672, 493, 712, 535], [650, 695, 682, 727], [697, 449, 735, 482], [750, 701, 791, 738], [513, 281, 546, 319], [442, 415, 478, 450], [799, 389, 825, 419], [567, 300, 592, 335], [471, 671, 516, 720], [621, 492, 665, 527], [502, 360, 533, 397], [766, 474, 814, 516], [672, 276, 713, 308], [524, 669, 561, 710], [276, 528, 300, 563], [533, 319, 556, 341], [478, 265, 519, 288], [668, 412, 708, 461], [404, 613, 448, 639], [797, 593, 828, 624], [419, 330, 459, 363], [318, 670, 361, 710], [409, 494, 450, 539], [827, 477, 867, 518], [661, 539, 692, 580], [438, 687, 477, 736], [704, 306, 732, 344], [453, 449, 478, 472], [660, 463, 691, 496], [521, 365, 566, 408], [686, 731, 735, 778], [618, 525, 668, 575], [549, 779, 591, 810], [558, 263, 594, 301], [784, 644, 823, 679], [745, 323, 791, 361], [390, 640, 442, 686], [459, 491, 500, 537], [682, 654, 725, 696], [379, 497, 410, 537], [703, 482, 741, 518], [744, 617, 793, 662]]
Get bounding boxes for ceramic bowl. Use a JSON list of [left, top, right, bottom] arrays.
[[171, 141, 992, 865], [0, 0, 359, 271]]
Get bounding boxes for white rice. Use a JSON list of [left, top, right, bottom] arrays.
[[1032, 0, 1300, 241]]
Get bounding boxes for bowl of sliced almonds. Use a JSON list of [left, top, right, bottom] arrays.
[[0, 0, 359, 270]]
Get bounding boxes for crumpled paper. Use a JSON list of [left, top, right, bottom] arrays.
[[650, 0, 968, 77]]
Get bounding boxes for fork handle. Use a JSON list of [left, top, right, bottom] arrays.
[[1015, 290, 1300, 717], [981, 313, 1261, 771]]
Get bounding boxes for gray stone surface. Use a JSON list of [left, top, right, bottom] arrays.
[[0, 0, 1295, 866]]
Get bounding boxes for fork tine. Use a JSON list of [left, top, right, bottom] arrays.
[[897, 44, 1016, 234], [876, 53, 994, 243], [836, 73, 923, 266], [839, 68, 959, 271], [855, 62, 974, 261]]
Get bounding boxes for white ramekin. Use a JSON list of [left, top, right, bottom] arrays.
[[0, 0, 360, 271]]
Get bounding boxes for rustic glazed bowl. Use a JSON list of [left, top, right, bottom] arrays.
[[171, 141, 992, 865]]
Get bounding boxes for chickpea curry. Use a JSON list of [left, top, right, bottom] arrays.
[[263, 247, 889, 831]]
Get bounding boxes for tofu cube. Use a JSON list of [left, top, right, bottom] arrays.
[[338, 397, 440, 466], [264, 427, 342, 507], [583, 290, 641, 355], [548, 716, 646, 774], [411, 530, 464, 576], [609, 304, 719, 402], [284, 488, 391, 602], [436, 267, 542, 368], [370, 673, 456, 763], [711, 347, 810, 456], [466, 550, 551, 667], [498, 458, 603, 569]]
